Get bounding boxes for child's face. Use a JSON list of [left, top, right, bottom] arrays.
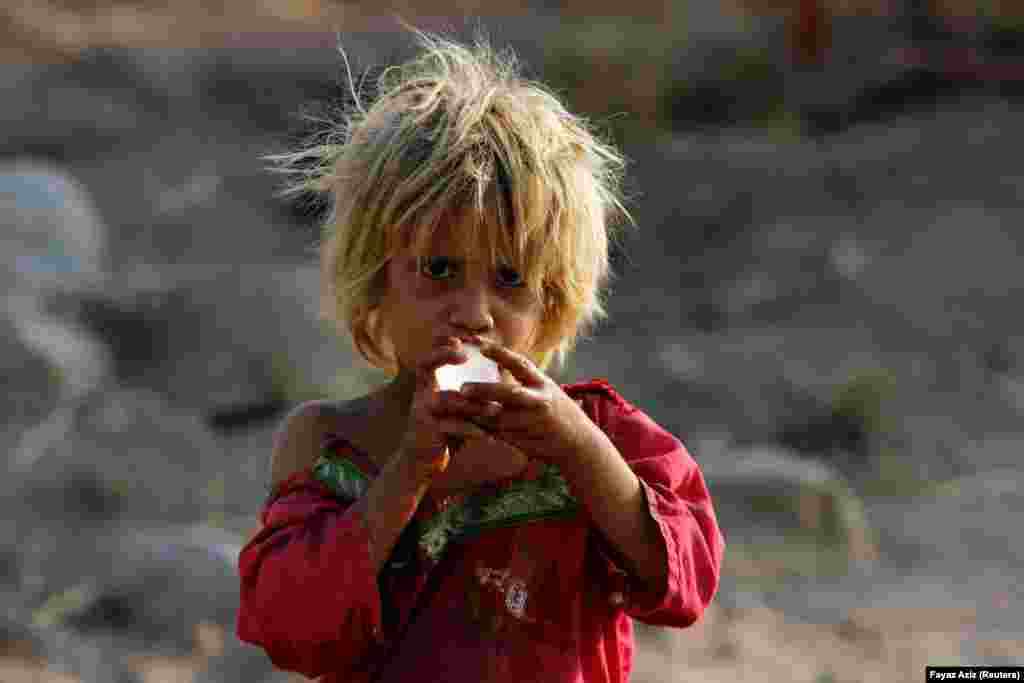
[[377, 220, 545, 381]]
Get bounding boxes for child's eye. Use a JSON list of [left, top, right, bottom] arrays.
[[419, 257, 525, 288], [496, 265, 525, 288], [420, 256, 455, 280]]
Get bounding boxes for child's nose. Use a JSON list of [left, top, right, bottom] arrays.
[[449, 282, 496, 325]]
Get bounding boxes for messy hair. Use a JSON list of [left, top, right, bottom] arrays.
[[263, 26, 634, 377]]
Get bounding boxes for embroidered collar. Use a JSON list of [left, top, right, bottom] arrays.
[[312, 453, 579, 563]]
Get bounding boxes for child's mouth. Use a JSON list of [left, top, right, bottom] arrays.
[[435, 342, 502, 391]]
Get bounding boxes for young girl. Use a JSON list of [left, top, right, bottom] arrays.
[[236, 27, 724, 682]]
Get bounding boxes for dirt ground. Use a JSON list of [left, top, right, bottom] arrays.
[[4, 601, 1018, 683], [632, 602, 1018, 683]]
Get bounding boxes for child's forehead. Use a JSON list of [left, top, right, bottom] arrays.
[[403, 215, 511, 259], [417, 224, 460, 251]]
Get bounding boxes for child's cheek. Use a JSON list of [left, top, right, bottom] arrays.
[[406, 274, 438, 299]]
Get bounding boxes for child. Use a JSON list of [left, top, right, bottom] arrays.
[[236, 27, 724, 682]]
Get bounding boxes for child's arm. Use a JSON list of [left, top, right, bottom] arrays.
[[269, 401, 435, 572], [237, 402, 435, 676], [564, 387, 725, 627], [558, 419, 669, 592]]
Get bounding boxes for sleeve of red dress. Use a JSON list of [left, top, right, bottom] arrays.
[[235, 469, 384, 677], [569, 379, 726, 629]]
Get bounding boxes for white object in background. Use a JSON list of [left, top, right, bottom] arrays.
[[435, 343, 501, 391]]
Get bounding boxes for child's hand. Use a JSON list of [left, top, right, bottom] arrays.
[[398, 339, 506, 479], [457, 341, 594, 465]]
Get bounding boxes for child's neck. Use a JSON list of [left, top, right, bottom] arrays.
[[373, 371, 415, 422]]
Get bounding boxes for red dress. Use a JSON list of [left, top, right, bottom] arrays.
[[236, 378, 725, 682]]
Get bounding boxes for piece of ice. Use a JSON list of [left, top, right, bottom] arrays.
[[435, 343, 501, 391]]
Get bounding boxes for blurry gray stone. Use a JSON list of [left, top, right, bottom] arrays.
[[34, 629, 143, 683], [849, 203, 1024, 436], [2, 278, 114, 474], [891, 467, 1024, 571], [701, 446, 877, 564], [23, 523, 241, 673], [857, 204, 1024, 342], [5, 293, 112, 401], [829, 233, 874, 281], [955, 436, 1024, 474], [0, 531, 20, 593], [0, 310, 60, 434], [0, 66, 138, 161], [62, 132, 309, 271], [130, 49, 203, 102], [128, 523, 245, 574], [8, 387, 222, 527], [998, 373, 1024, 416], [40, 83, 143, 137], [43, 273, 285, 419], [0, 159, 108, 294], [827, 98, 1024, 209], [143, 157, 224, 217], [0, 603, 42, 658], [702, 445, 844, 488], [210, 420, 284, 523], [195, 635, 301, 683], [709, 574, 771, 614], [262, 263, 389, 401], [656, 328, 882, 442], [736, 215, 857, 307], [41, 262, 378, 423]]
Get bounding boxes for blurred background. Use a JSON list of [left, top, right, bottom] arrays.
[[2, 1, 1024, 681]]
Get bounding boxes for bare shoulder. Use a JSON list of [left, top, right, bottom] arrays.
[[268, 398, 358, 489]]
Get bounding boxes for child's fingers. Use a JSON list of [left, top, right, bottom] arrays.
[[431, 390, 498, 421], [435, 416, 493, 443]]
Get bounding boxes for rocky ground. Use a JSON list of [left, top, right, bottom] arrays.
[[3, 8, 1023, 682]]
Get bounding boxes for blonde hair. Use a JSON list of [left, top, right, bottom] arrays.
[[263, 26, 634, 378]]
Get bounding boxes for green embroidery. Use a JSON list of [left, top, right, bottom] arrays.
[[474, 463, 579, 531], [312, 453, 369, 501], [418, 496, 473, 562], [312, 454, 579, 563], [418, 462, 581, 562]]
